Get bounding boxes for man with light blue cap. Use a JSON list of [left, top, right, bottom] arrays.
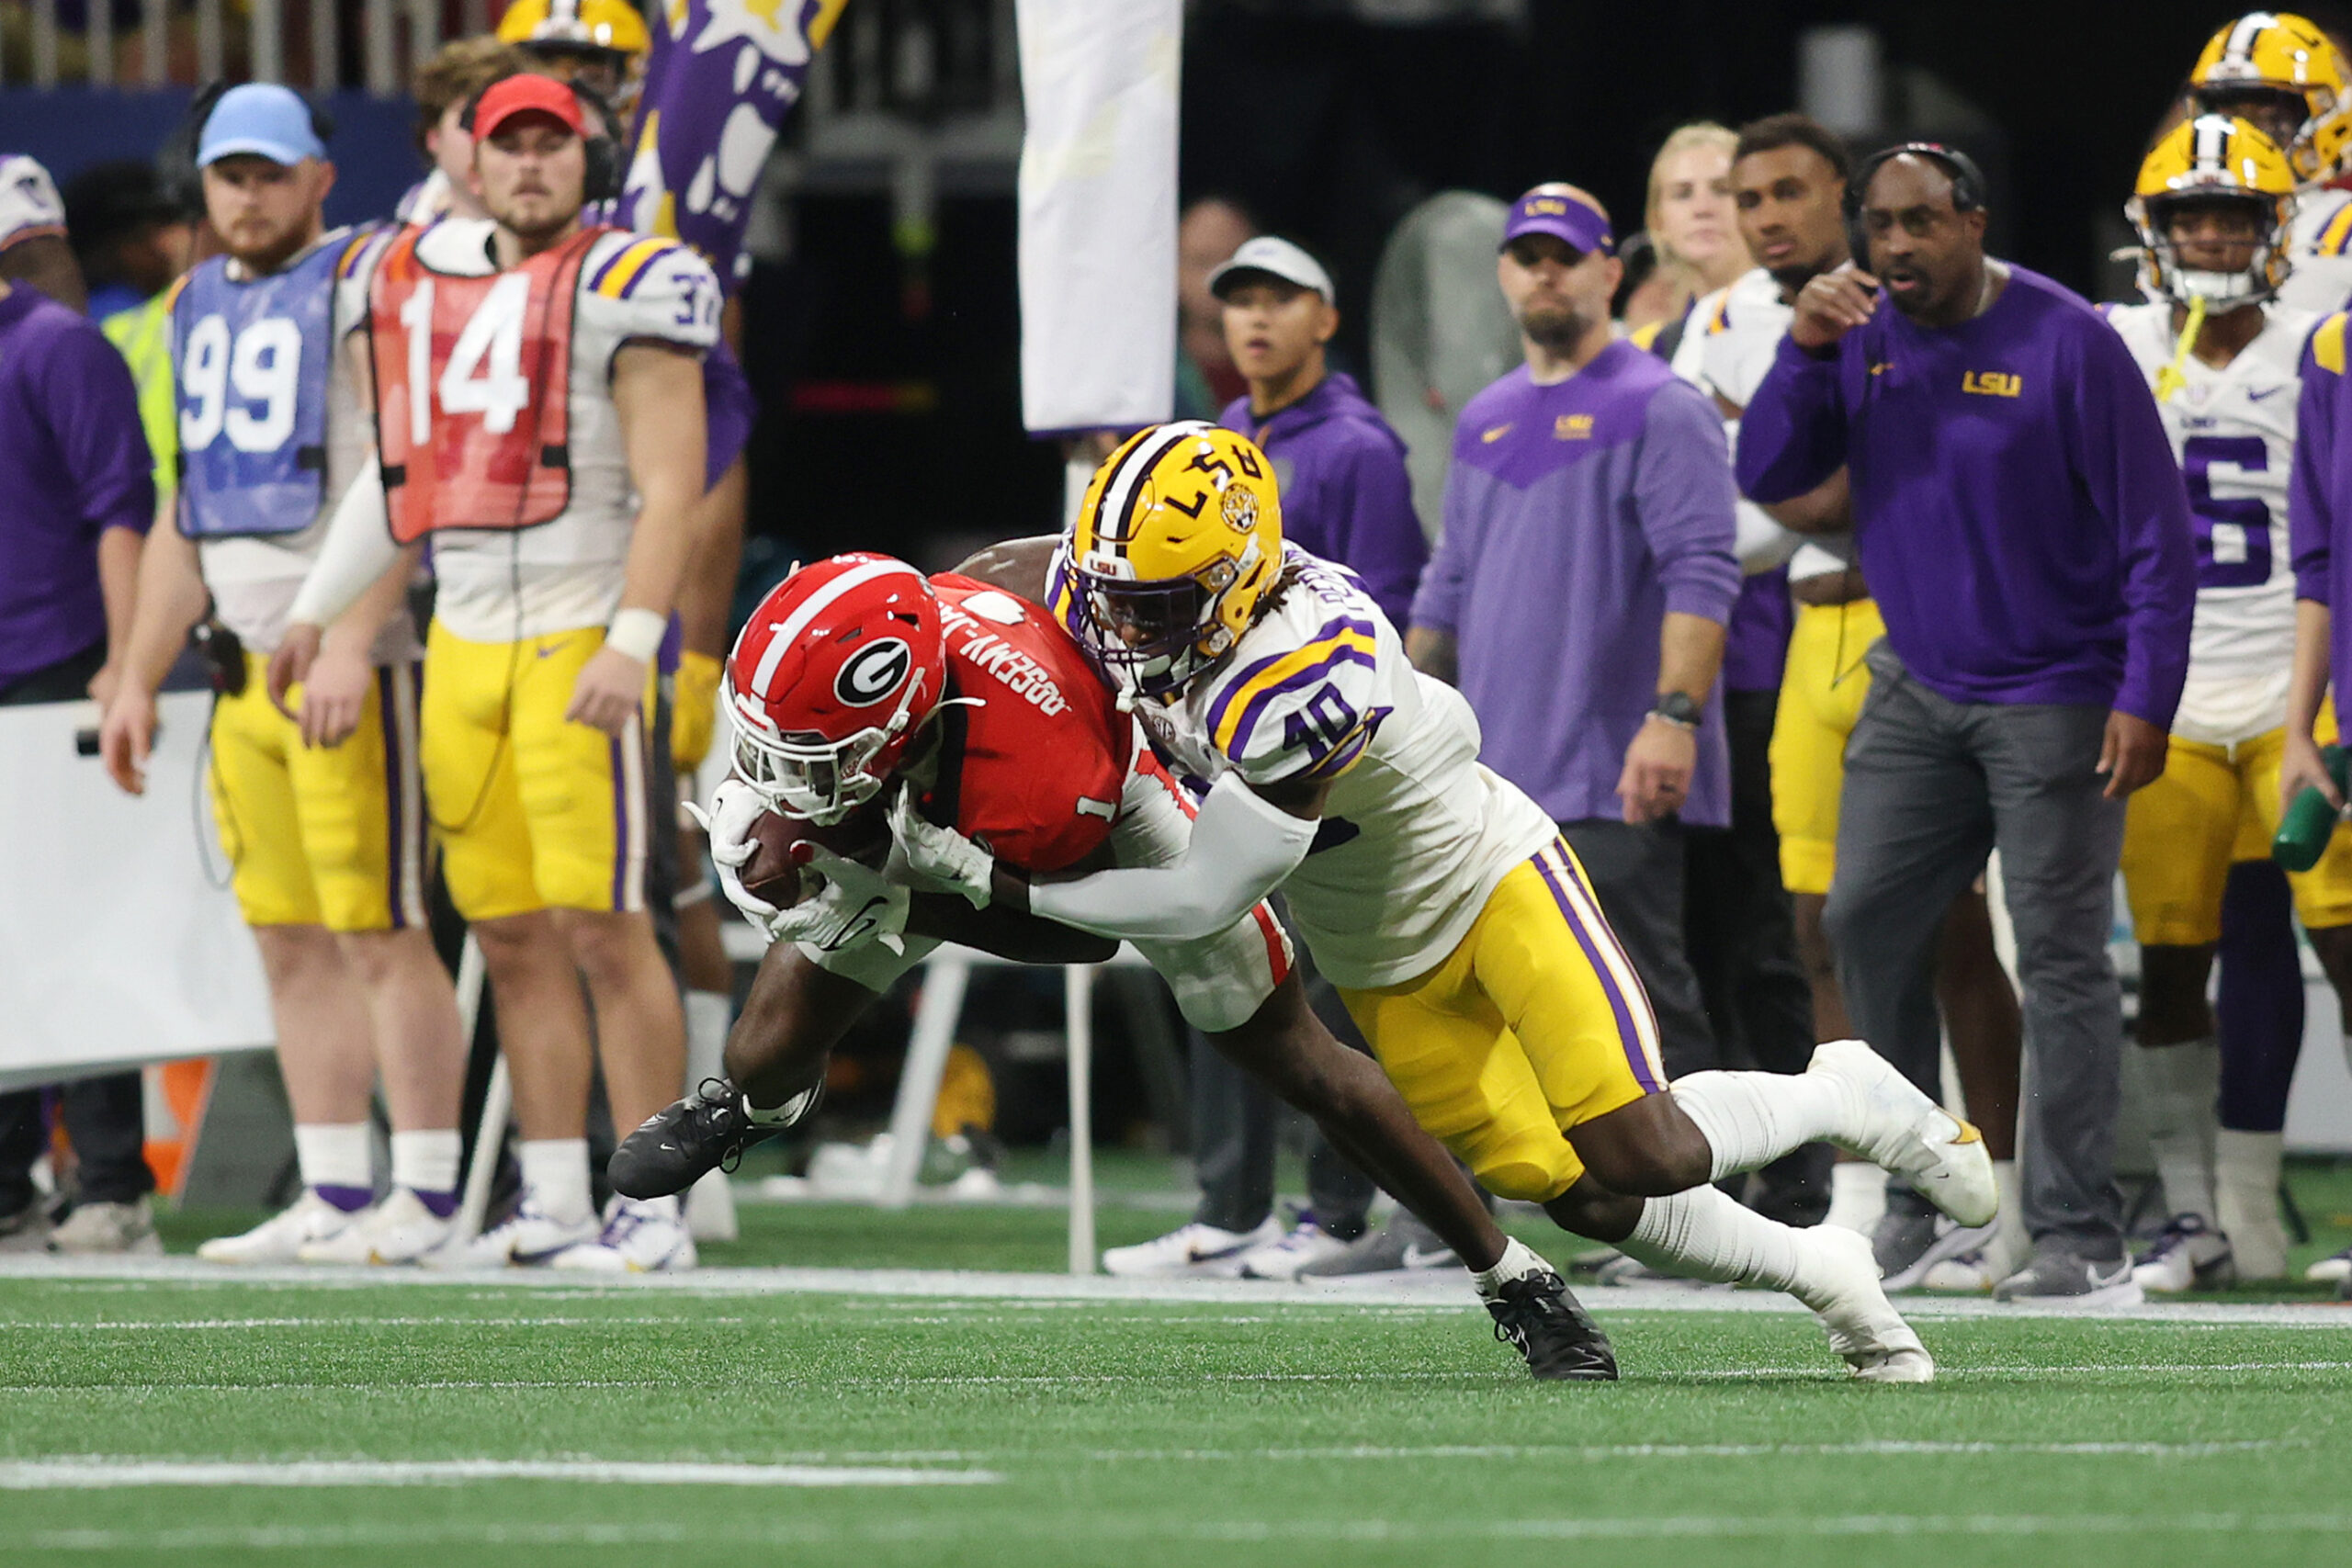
[[98, 82, 471, 1271]]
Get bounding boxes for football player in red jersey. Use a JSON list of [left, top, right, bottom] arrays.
[[612, 554, 1618, 1380]]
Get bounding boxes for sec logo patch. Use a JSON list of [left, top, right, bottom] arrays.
[[834, 637, 912, 705]]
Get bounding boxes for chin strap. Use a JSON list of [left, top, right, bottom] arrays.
[[2154, 292, 2210, 404]]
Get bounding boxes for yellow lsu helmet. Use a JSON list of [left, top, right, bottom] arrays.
[[2129, 115, 2299, 306], [497, 0, 650, 59], [2189, 12, 2352, 186], [1057, 422, 1283, 703]]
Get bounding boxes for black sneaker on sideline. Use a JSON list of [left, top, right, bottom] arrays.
[[608, 1077, 811, 1200], [1485, 1269, 1619, 1381]]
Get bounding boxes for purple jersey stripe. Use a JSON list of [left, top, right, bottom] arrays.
[[1227, 644, 1378, 761], [584, 241, 635, 296], [1203, 612, 1377, 741], [377, 666, 405, 931], [609, 731, 629, 913], [1531, 844, 1662, 1095]]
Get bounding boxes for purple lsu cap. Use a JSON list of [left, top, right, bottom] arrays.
[[1501, 185, 1614, 256]]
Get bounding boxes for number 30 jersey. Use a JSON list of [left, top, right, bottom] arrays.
[[2103, 299, 2315, 746], [1122, 545, 1555, 989], [361, 217, 720, 643]]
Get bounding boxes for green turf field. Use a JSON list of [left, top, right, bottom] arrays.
[[2, 1247, 2349, 1564], [2, 1161, 2346, 1566]]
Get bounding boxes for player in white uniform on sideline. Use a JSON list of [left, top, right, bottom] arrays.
[[275, 72, 718, 1272], [2103, 115, 2352, 1290], [898, 423, 1998, 1382], [2187, 11, 2352, 314]]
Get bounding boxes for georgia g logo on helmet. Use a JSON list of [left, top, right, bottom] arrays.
[[834, 637, 913, 706]]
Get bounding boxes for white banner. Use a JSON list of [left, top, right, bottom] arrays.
[[0, 694, 271, 1089], [1015, 0, 1181, 435]]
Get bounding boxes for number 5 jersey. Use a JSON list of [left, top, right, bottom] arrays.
[[2101, 298, 2316, 747], [361, 217, 721, 643]]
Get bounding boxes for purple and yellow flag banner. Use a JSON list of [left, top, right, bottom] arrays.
[[617, 0, 848, 293]]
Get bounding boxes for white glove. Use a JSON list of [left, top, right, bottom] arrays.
[[767, 849, 910, 955], [686, 777, 787, 928], [889, 790, 994, 908]]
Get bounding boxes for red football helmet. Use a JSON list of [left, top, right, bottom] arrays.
[[724, 554, 947, 824]]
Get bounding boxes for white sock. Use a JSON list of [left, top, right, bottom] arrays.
[[1472, 1237, 1551, 1297], [2141, 1039, 2220, 1224], [518, 1138, 594, 1226], [2215, 1128, 2288, 1279], [1670, 1070, 1849, 1182], [1618, 1186, 1808, 1300], [292, 1123, 372, 1194], [620, 1191, 681, 1219], [684, 989, 731, 1087], [389, 1129, 462, 1197], [1984, 1158, 2029, 1280], [1824, 1160, 1888, 1235]]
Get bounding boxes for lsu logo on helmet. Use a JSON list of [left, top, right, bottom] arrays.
[[2128, 114, 2299, 308], [2189, 12, 2352, 186], [1057, 422, 1284, 703]]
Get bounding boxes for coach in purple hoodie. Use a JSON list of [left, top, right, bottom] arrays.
[[1212, 236, 1428, 626], [1737, 146, 2195, 1303], [1179, 234, 1425, 1269]]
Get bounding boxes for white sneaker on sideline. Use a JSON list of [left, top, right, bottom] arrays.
[[432, 1199, 599, 1269], [550, 1196, 696, 1272], [198, 1191, 356, 1265], [1237, 1216, 1355, 1280], [1809, 1040, 1997, 1227], [50, 1198, 162, 1257], [1102, 1218, 1283, 1279], [1794, 1224, 1935, 1382], [298, 1189, 456, 1266], [2132, 1214, 2233, 1294]]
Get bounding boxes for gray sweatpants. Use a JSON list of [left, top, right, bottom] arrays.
[[1823, 642, 2127, 1261]]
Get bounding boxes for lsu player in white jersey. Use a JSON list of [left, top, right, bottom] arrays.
[[2188, 11, 2352, 313], [899, 424, 1997, 1382], [2104, 115, 2352, 1288], [96, 86, 471, 1267], [277, 71, 719, 1271]]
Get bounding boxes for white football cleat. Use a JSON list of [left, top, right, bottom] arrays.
[[1237, 1216, 1355, 1281], [550, 1196, 697, 1273], [297, 1189, 456, 1266], [1809, 1040, 1997, 1228], [1102, 1218, 1283, 1279], [198, 1191, 359, 1265], [432, 1198, 600, 1269], [1794, 1224, 1935, 1383], [2132, 1214, 2234, 1294]]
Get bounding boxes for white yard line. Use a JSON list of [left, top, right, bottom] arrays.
[[2, 1255, 2349, 1325], [0, 1458, 1000, 1489]]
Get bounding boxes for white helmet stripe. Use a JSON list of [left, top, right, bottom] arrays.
[[747, 559, 926, 702], [2227, 13, 2274, 63], [1094, 421, 1214, 558]]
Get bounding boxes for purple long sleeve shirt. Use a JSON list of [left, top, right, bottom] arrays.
[[2290, 312, 2352, 734], [1410, 340, 1741, 827], [1221, 371, 1427, 628], [0, 285, 153, 688], [1736, 265, 2196, 728]]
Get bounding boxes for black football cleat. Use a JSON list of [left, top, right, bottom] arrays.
[[607, 1077, 812, 1201], [1486, 1268, 1619, 1382]]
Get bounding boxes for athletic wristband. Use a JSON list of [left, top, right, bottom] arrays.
[[605, 607, 668, 664]]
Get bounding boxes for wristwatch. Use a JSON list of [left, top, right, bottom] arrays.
[[1647, 692, 1702, 730]]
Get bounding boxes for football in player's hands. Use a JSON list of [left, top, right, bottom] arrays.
[[739, 798, 895, 907], [739, 812, 814, 909]]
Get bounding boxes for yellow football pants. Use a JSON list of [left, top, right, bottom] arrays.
[[1769, 596, 1884, 897], [2120, 712, 2352, 945], [421, 620, 659, 921], [1337, 838, 1666, 1202], [208, 651, 427, 931]]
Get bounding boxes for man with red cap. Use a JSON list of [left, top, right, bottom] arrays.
[[277, 70, 722, 1271]]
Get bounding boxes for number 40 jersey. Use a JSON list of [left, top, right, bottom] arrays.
[[2103, 299, 2317, 747], [1115, 544, 1555, 991]]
